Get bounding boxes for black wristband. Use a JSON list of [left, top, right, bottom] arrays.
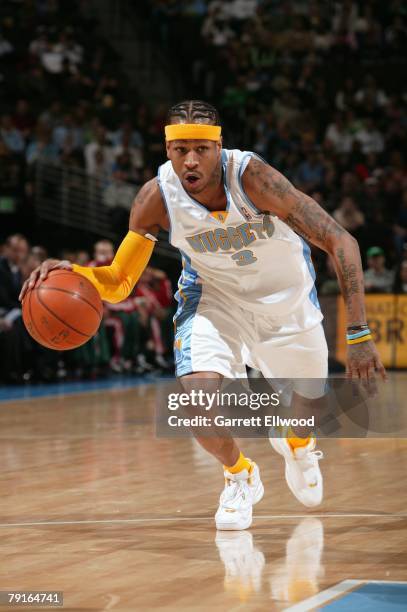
[[347, 324, 369, 331]]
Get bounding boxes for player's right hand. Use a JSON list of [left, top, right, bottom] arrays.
[[19, 259, 73, 301]]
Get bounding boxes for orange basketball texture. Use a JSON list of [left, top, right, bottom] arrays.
[[22, 270, 103, 350]]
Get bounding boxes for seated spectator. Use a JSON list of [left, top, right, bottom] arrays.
[[88, 240, 160, 373], [294, 150, 325, 193], [354, 75, 388, 109], [39, 101, 63, 130], [85, 126, 114, 176], [25, 123, 59, 165], [75, 250, 90, 266], [21, 245, 48, 280], [103, 169, 138, 234], [354, 118, 384, 154], [364, 246, 394, 293], [333, 196, 365, 235], [111, 120, 144, 149], [112, 129, 143, 171], [0, 29, 14, 58], [0, 115, 25, 154], [325, 113, 354, 154], [53, 113, 84, 153], [29, 27, 49, 58], [135, 267, 174, 369], [0, 234, 32, 382], [0, 139, 22, 212]]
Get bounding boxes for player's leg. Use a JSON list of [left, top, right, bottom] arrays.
[[174, 293, 264, 529], [252, 322, 328, 507], [180, 370, 239, 465]]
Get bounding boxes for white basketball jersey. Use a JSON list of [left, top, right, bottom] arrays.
[[158, 149, 321, 320]]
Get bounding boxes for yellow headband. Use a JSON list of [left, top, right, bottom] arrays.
[[165, 123, 221, 141]]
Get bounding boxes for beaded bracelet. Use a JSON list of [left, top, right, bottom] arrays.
[[347, 324, 369, 332], [346, 328, 372, 345]]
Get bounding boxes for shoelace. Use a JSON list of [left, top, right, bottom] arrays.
[[296, 449, 324, 469], [222, 479, 248, 505]]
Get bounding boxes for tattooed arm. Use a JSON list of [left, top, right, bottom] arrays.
[[243, 157, 386, 381]]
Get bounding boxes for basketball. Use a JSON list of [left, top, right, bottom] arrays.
[[22, 269, 103, 350]]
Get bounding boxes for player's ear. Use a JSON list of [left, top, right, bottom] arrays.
[[216, 138, 222, 154], [165, 140, 171, 159]]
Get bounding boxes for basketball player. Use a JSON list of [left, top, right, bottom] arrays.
[[20, 101, 386, 530]]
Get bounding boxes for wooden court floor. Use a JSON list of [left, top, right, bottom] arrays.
[[0, 374, 406, 611]]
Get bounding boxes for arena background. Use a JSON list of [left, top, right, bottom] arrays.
[[1, 0, 406, 384]]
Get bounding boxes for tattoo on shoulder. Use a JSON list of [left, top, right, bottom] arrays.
[[248, 159, 345, 244], [248, 158, 292, 199]]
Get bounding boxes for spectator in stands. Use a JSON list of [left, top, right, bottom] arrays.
[[22, 245, 48, 280], [325, 113, 354, 154], [39, 100, 63, 130], [85, 126, 114, 176], [25, 123, 59, 165], [0, 115, 25, 154], [75, 250, 90, 266], [135, 267, 174, 370], [354, 75, 388, 109], [364, 247, 395, 293], [0, 234, 28, 311], [294, 150, 325, 193], [88, 240, 161, 373], [0, 139, 22, 212], [355, 118, 385, 154], [112, 127, 144, 173], [0, 234, 31, 382], [103, 168, 138, 235], [53, 113, 84, 153], [0, 28, 14, 58]]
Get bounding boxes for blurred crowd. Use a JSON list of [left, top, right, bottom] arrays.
[[0, 0, 167, 237], [0, 234, 175, 384], [147, 0, 407, 276]]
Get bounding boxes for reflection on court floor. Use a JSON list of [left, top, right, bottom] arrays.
[[0, 376, 405, 610]]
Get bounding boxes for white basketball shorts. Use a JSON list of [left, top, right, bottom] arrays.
[[173, 285, 328, 398]]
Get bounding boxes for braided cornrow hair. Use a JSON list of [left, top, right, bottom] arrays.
[[167, 100, 221, 126]]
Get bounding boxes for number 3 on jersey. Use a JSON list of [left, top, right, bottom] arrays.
[[231, 250, 258, 266]]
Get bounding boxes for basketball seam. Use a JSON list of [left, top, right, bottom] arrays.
[[38, 286, 102, 319], [28, 290, 82, 349], [27, 290, 53, 347], [35, 290, 91, 338]]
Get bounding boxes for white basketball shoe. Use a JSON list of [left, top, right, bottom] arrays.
[[269, 436, 323, 507], [215, 462, 264, 531]]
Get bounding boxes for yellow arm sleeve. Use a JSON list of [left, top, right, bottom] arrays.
[[72, 231, 155, 303]]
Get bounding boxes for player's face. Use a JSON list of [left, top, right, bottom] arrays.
[[166, 139, 222, 194]]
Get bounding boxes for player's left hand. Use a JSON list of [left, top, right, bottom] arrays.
[[346, 340, 387, 394]]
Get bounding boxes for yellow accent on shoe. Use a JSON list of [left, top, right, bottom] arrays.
[[287, 427, 313, 450], [225, 452, 252, 474]]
